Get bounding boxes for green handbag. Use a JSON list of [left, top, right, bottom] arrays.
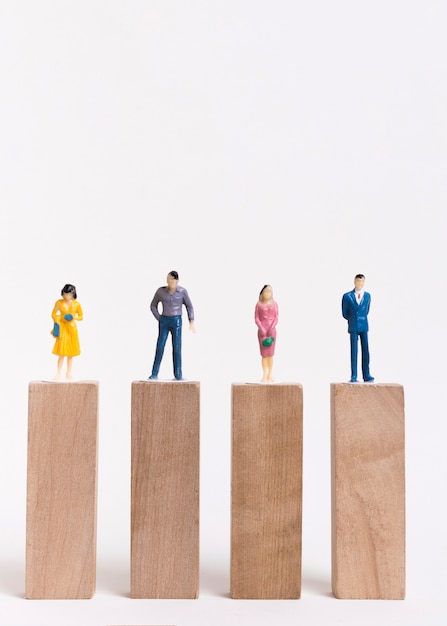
[[262, 337, 274, 347]]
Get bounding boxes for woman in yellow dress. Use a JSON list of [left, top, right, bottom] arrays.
[[51, 284, 83, 380]]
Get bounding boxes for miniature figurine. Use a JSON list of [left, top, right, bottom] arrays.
[[255, 284, 278, 382], [341, 274, 374, 383], [51, 284, 83, 380], [149, 271, 195, 381]]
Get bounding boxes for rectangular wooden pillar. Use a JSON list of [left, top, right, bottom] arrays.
[[26, 381, 99, 599], [131, 381, 200, 599], [331, 383, 405, 599], [231, 383, 303, 599]]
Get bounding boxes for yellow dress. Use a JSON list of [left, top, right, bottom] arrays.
[[52, 299, 83, 356]]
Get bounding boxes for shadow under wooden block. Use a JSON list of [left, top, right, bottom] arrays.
[[331, 383, 406, 599], [131, 381, 200, 599], [231, 383, 303, 599], [26, 381, 99, 599]]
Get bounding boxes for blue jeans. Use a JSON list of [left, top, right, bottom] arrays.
[[350, 331, 371, 381], [151, 315, 182, 380]]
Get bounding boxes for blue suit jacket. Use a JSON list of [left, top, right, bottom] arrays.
[[342, 290, 370, 334]]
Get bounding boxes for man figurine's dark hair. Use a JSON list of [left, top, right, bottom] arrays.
[[355, 274, 365, 280], [169, 271, 179, 280]]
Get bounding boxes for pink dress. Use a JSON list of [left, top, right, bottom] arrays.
[[255, 301, 278, 357]]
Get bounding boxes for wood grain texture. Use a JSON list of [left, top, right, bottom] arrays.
[[26, 381, 99, 599], [331, 383, 406, 599], [231, 383, 303, 599], [131, 381, 200, 599]]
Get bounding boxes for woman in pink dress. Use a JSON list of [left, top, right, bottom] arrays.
[[255, 284, 278, 382]]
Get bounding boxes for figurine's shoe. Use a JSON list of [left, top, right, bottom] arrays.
[[364, 376, 375, 382], [350, 377, 357, 383], [148, 375, 158, 380]]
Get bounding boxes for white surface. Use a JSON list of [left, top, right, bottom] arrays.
[[0, 1, 446, 624]]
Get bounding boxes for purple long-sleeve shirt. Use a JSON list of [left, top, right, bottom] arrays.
[[150, 286, 195, 321]]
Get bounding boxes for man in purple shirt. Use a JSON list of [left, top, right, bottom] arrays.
[[149, 271, 195, 381]]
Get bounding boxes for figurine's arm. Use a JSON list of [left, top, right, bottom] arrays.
[[268, 302, 279, 333], [150, 290, 161, 321], [51, 301, 61, 322], [254, 303, 263, 331], [75, 303, 84, 321], [183, 290, 195, 324], [342, 294, 350, 320], [254, 303, 268, 335]]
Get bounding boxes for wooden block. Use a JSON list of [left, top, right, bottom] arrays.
[[26, 381, 99, 599], [231, 383, 303, 599], [131, 381, 200, 599], [331, 383, 406, 599]]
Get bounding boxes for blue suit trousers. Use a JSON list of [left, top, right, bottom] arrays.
[[350, 331, 371, 381]]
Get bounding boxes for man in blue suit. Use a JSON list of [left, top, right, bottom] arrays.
[[342, 274, 374, 383]]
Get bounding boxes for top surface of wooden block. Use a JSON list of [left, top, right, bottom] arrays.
[[232, 382, 302, 387], [29, 380, 99, 387], [133, 380, 199, 384], [331, 382, 403, 387]]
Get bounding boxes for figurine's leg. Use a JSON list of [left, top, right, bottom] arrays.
[[150, 317, 169, 379], [261, 357, 269, 382], [267, 356, 274, 381], [360, 332, 373, 381], [66, 357, 73, 379], [171, 316, 183, 380], [54, 356, 64, 380], [349, 333, 358, 382]]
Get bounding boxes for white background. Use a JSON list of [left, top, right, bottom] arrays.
[[1, 1, 446, 624]]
